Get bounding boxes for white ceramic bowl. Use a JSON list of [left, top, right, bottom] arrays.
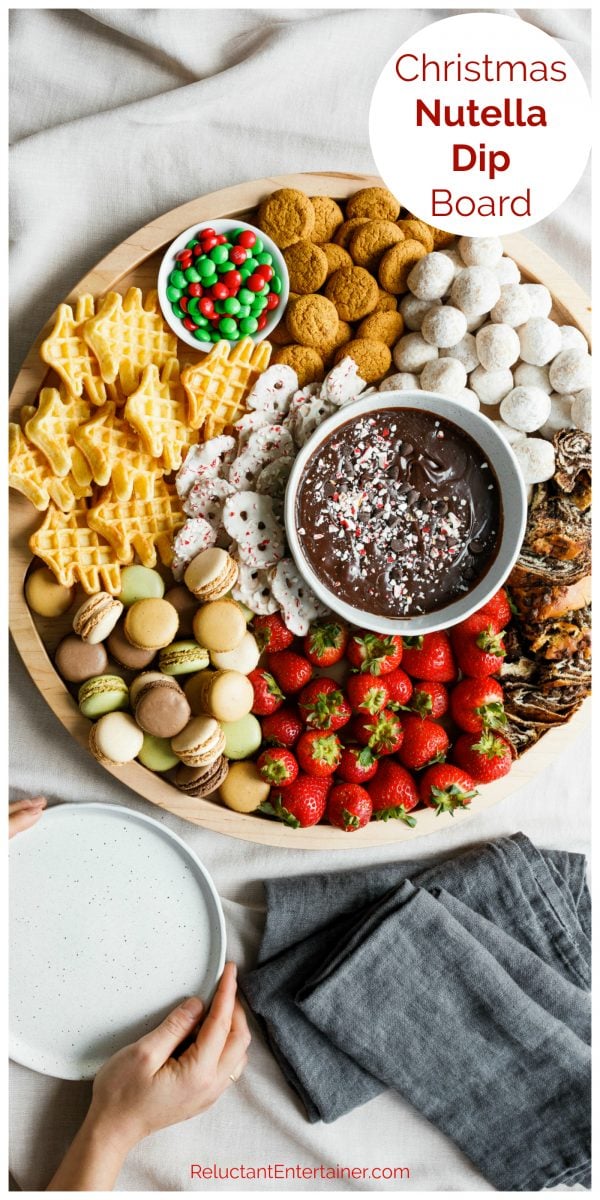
[[285, 391, 528, 635], [157, 218, 289, 351]]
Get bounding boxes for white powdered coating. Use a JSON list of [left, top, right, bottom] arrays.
[[458, 236, 503, 268], [548, 348, 592, 394], [476, 323, 520, 370], [513, 362, 552, 394], [399, 294, 440, 331], [571, 388, 591, 433], [539, 394, 575, 441], [440, 332, 479, 372], [453, 388, 480, 412], [490, 284, 532, 328], [437, 248, 463, 279], [464, 311, 488, 332], [520, 283, 552, 317], [469, 365, 514, 406], [517, 317, 562, 366], [379, 372, 421, 392], [500, 385, 551, 433], [407, 252, 455, 300], [495, 257, 521, 286], [392, 332, 439, 373], [420, 357, 467, 397], [421, 305, 467, 348], [491, 419, 527, 447], [450, 266, 501, 317], [559, 325, 588, 355], [513, 437, 556, 484]]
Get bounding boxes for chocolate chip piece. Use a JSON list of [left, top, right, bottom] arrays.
[[403, 443, 414, 456], [436, 501, 448, 515], [390, 538, 405, 552], [469, 539, 486, 554]]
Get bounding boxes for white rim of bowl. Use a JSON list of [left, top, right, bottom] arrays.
[[284, 390, 528, 635], [157, 218, 289, 352]]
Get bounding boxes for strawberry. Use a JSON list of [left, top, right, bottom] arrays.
[[397, 714, 449, 771], [252, 612, 294, 653], [352, 708, 404, 756], [296, 730, 342, 777], [298, 677, 351, 731], [327, 784, 372, 832], [346, 631, 403, 675], [401, 632, 456, 682], [267, 649, 313, 694], [450, 677, 506, 734], [256, 748, 298, 788], [303, 619, 348, 667], [476, 587, 513, 633], [263, 774, 327, 828], [383, 668, 413, 708], [346, 672, 389, 715], [367, 760, 418, 825], [261, 707, 303, 748], [336, 744, 379, 784], [409, 680, 448, 719], [452, 614, 506, 677], [453, 731, 513, 783], [248, 668, 284, 716], [419, 764, 478, 815]]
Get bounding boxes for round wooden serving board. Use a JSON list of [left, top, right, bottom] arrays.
[[10, 172, 591, 849]]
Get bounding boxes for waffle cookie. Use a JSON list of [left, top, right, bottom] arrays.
[[74, 401, 164, 500], [24, 386, 92, 486], [29, 499, 123, 594], [87, 478, 185, 569], [124, 358, 195, 472], [83, 287, 177, 396], [181, 337, 272, 436], [9, 423, 90, 513], [40, 295, 113, 408]]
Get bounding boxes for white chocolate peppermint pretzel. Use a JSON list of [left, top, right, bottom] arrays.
[[223, 491, 285, 569], [228, 425, 294, 490], [269, 557, 328, 636], [171, 517, 217, 579], [175, 436, 235, 499], [230, 561, 279, 615], [245, 364, 299, 418]]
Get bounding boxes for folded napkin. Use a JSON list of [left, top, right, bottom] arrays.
[[242, 834, 590, 1191]]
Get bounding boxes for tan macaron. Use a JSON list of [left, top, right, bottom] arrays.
[[184, 548, 239, 602], [171, 716, 227, 767], [73, 592, 123, 644], [184, 669, 253, 722], [124, 598, 179, 651], [193, 598, 247, 653], [219, 761, 270, 813]]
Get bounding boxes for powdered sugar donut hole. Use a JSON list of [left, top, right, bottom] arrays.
[[513, 362, 552, 393], [392, 332, 438, 373], [379, 372, 421, 393], [464, 311, 489, 332], [458, 236, 503, 268], [491, 419, 527, 447], [407, 252, 455, 301], [559, 325, 588, 354], [475, 324, 520, 370], [495, 257, 521, 286], [453, 388, 480, 412], [520, 283, 552, 318], [399, 294, 440, 331], [571, 388, 591, 433], [420, 357, 467, 397], [439, 332, 479, 372], [518, 318, 562, 366], [500, 386, 551, 433], [539, 394, 575, 440], [469, 366, 514, 406], [437, 248, 463, 279], [512, 438, 556, 484], [548, 349, 592, 394], [421, 305, 467, 348], [490, 285, 532, 328], [450, 267, 501, 317]]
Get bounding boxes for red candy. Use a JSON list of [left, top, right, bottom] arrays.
[[215, 234, 228, 245], [257, 314, 268, 330], [247, 274, 266, 293], [179, 296, 189, 312], [192, 244, 204, 258], [256, 264, 273, 281], [199, 298, 215, 318], [266, 292, 279, 310], [176, 249, 192, 263], [201, 236, 217, 252], [202, 228, 216, 238], [188, 283, 203, 298], [230, 247, 248, 266], [211, 282, 230, 300], [183, 316, 198, 332], [222, 269, 242, 292], [238, 230, 257, 249]]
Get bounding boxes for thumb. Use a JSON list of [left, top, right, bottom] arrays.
[[137, 997, 204, 1070]]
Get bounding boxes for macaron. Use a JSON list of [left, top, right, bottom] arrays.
[[73, 592, 123, 644], [184, 547, 239, 602], [89, 712, 144, 766], [55, 635, 109, 684], [159, 640, 210, 677], [130, 672, 191, 738], [210, 631, 260, 675], [175, 756, 230, 798], [184, 669, 254, 723], [25, 567, 75, 618], [78, 675, 129, 719], [107, 618, 157, 670], [138, 733, 180, 772], [119, 564, 165, 606], [124, 598, 179, 651], [171, 716, 226, 767], [219, 760, 270, 813], [220, 713, 262, 761], [193, 598, 246, 653], [164, 585, 198, 637]]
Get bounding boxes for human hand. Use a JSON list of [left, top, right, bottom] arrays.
[[87, 962, 250, 1153], [9, 796, 46, 838]]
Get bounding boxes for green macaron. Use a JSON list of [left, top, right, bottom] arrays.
[[159, 640, 210, 676], [220, 713, 262, 761], [137, 733, 180, 772], [119, 565, 165, 607], [78, 674, 129, 719]]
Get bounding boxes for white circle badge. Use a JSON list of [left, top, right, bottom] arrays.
[[369, 13, 591, 235]]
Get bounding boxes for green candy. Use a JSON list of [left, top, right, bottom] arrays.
[[239, 267, 252, 281], [185, 239, 199, 249], [198, 257, 216, 278], [237, 304, 251, 318], [166, 285, 182, 302], [219, 317, 238, 336], [170, 269, 187, 289], [245, 257, 259, 272], [255, 251, 272, 266], [210, 331, 221, 342], [239, 316, 258, 335], [187, 296, 200, 314], [271, 275, 282, 295], [203, 273, 218, 289], [238, 287, 254, 305], [216, 260, 232, 273], [214, 301, 226, 314], [78, 675, 129, 719], [231, 228, 246, 240], [228, 327, 240, 341], [138, 734, 179, 772], [194, 328, 212, 342], [250, 296, 267, 315], [171, 303, 185, 319], [210, 245, 229, 265], [184, 266, 201, 283], [252, 237, 264, 254], [224, 297, 241, 315]]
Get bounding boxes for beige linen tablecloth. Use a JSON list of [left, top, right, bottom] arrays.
[[9, 7, 590, 1191]]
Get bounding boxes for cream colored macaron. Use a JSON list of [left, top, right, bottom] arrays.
[[193, 599, 247, 653], [73, 592, 123, 644], [184, 669, 253, 722], [219, 760, 270, 813], [184, 548, 239, 602], [210, 631, 260, 674], [89, 712, 144, 766], [171, 716, 226, 767]]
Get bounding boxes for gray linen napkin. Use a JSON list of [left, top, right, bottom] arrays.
[[242, 834, 590, 1191]]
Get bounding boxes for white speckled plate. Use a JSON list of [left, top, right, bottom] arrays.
[[9, 802, 226, 1080]]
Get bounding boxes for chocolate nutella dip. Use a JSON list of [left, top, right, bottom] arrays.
[[295, 407, 501, 618]]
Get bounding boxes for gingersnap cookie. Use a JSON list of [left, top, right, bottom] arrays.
[[320, 242, 353, 278], [334, 338, 392, 384], [378, 239, 427, 295], [269, 315, 293, 346], [257, 188, 315, 248], [397, 218, 435, 253], [372, 287, 398, 313], [272, 345, 324, 387], [428, 225, 455, 249], [309, 196, 344, 243], [333, 217, 370, 249], [346, 187, 400, 222], [356, 310, 404, 347], [283, 240, 328, 294], [286, 294, 338, 350], [349, 220, 404, 272], [320, 319, 352, 366], [324, 265, 379, 321]]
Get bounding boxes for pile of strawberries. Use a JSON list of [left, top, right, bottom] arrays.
[[246, 588, 514, 832]]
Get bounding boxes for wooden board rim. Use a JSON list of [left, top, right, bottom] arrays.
[[9, 170, 591, 849]]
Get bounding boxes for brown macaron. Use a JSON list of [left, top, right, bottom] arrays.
[[130, 671, 191, 738], [107, 618, 156, 670], [164, 585, 198, 637], [55, 635, 109, 684], [175, 756, 230, 798]]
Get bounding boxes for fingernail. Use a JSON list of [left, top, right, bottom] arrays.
[[181, 996, 204, 1017]]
